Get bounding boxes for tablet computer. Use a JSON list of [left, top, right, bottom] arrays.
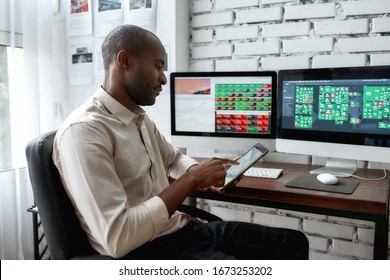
[[220, 143, 268, 192]]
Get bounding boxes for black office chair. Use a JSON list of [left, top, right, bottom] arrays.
[[25, 130, 221, 260]]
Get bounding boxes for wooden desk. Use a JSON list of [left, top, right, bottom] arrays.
[[190, 162, 389, 260]]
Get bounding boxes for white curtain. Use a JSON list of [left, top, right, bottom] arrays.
[[0, 169, 34, 259], [0, 0, 57, 259]]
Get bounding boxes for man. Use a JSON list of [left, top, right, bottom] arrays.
[[53, 24, 309, 259]]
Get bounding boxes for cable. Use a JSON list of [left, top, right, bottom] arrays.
[[340, 163, 388, 181]]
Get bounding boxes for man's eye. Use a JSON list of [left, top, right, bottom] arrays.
[[156, 64, 162, 69]]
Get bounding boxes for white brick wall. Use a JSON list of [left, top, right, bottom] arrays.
[[372, 17, 390, 33], [190, 60, 214, 71], [190, 0, 390, 70], [357, 228, 375, 243], [209, 206, 252, 222], [192, 44, 233, 59], [216, 25, 258, 41], [284, 3, 336, 20], [312, 54, 367, 68], [310, 251, 346, 260], [236, 7, 282, 24], [191, 0, 212, 13], [314, 19, 369, 35], [215, 58, 259, 71], [215, 0, 259, 11], [340, 0, 390, 16], [262, 0, 293, 4], [307, 235, 329, 252], [262, 56, 310, 70], [303, 220, 355, 240], [189, 0, 390, 260], [262, 22, 310, 38], [204, 199, 383, 260], [337, 36, 390, 52], [192, 29, 214, 43], [371, 53, 390, 66], [331, 239, 373, 259], [236, 40, 280, 56], [192, 12, 234, 28], [283, 38, 334, 53], [253, 212, 301, 230]]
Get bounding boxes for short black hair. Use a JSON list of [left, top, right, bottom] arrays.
[[101, 25, 151, 72]]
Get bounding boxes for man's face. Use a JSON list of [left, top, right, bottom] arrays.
[[125, 36, 167, 106]]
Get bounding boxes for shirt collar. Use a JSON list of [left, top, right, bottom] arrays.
[[93, 86, 145, 126]]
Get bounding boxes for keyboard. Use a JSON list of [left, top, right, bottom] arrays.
[[244, 167, 283, 179]]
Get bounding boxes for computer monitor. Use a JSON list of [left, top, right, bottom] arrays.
[[170, 71, 277, 157], [277, 66, 390, 176]]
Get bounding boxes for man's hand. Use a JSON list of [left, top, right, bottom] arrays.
[[186, 157, 239, 192], [159, 157, 238, 216]]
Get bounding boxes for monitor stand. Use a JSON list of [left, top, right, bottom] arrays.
[[309, 157, 357, 177]]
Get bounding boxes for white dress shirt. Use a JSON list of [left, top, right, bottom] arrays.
[[52, 87, 198, 258]]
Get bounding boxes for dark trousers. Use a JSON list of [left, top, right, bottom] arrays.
[[123, 218, 309, 260]]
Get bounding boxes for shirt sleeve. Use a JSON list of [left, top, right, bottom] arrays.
[[53, 123, 170, 258], [146, 116, 198, 179], [168, 153, 199, 179]]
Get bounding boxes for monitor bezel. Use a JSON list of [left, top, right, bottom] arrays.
[[277, 65, 390, 148], [170, 71, 278, 139]]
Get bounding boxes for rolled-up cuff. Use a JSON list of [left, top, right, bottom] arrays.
[[169, 153, 198, 179], [142, 196, 170, 239]]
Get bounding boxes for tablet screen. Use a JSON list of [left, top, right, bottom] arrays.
[[222, 144, 268, 190]]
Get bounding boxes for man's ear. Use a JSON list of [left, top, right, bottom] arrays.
[[116, 50, 131, 70]]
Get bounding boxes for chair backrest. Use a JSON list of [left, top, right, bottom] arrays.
[[25, 131, 221, 260], [25, 130, 97, 259]]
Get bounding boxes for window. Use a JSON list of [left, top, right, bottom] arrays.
[[0, 45, 24, 171]]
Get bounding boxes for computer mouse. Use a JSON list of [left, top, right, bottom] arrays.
[[317, 173, 338, 185]]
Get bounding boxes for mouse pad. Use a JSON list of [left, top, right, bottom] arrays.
[[285, 176, 359, 194]]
